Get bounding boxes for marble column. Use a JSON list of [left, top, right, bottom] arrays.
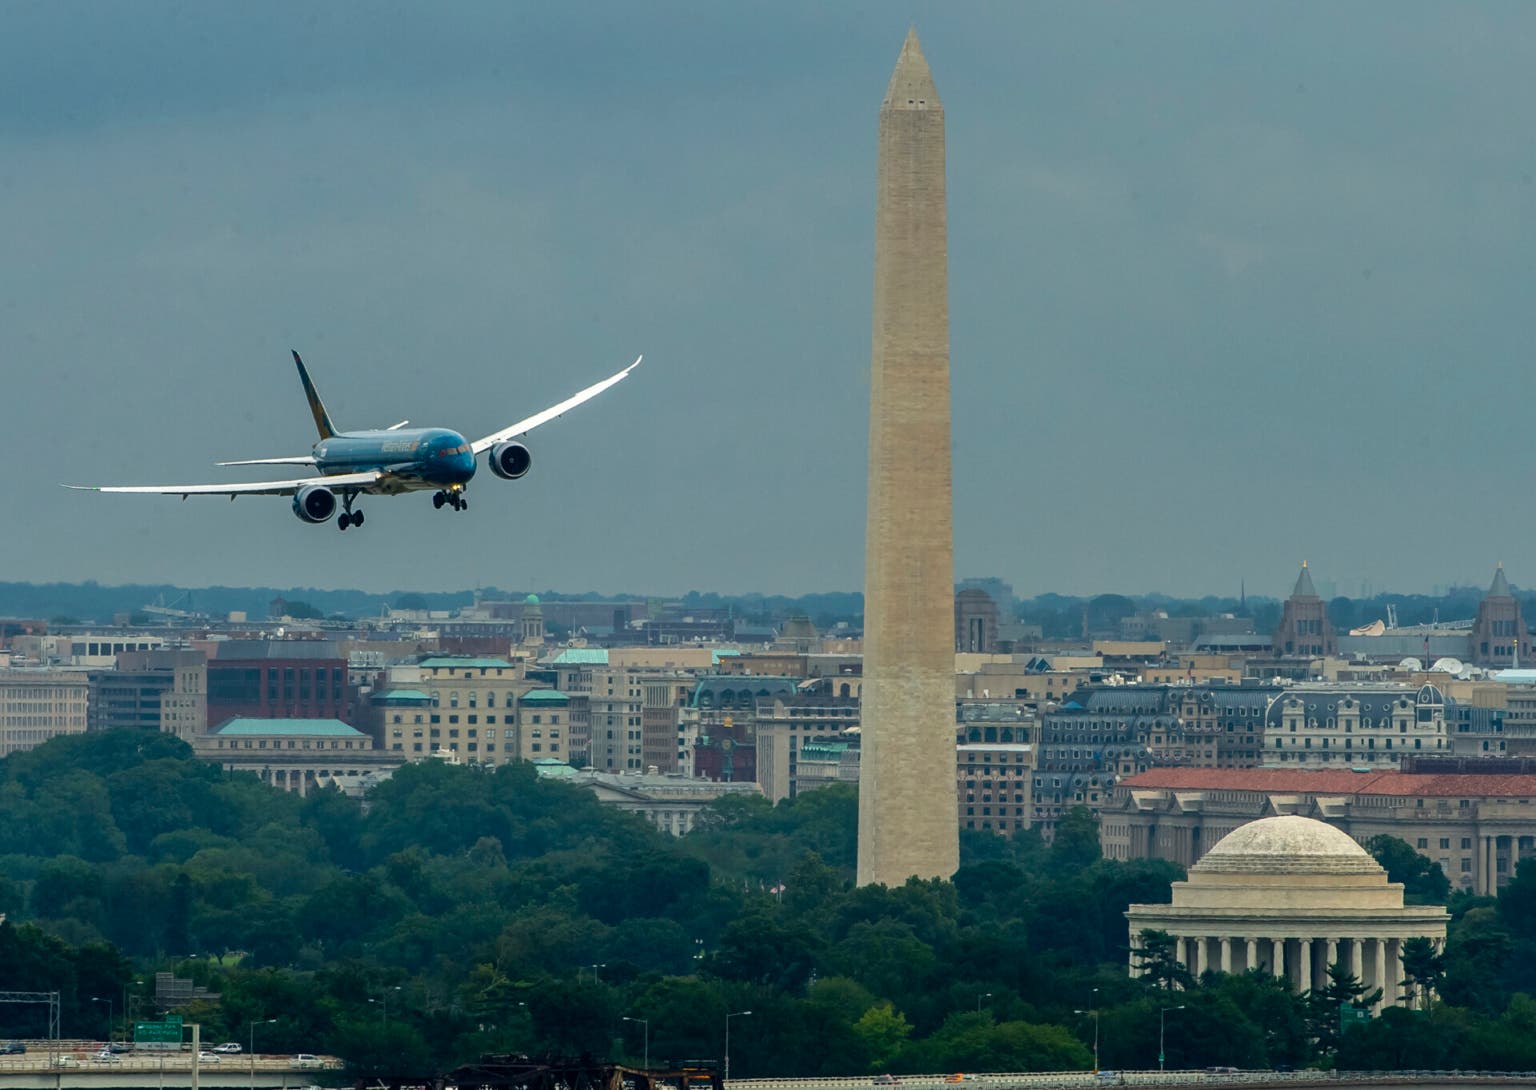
[[1370, 939, 1386, 1012], [1220, 937, 1233, 974], [1325, 937, 1339, 976], [1246, 937, 1258, 973], [1298, 938, 1313, 993], [1349, 936, 1362, 984], [1271, 937, 1285, 979]]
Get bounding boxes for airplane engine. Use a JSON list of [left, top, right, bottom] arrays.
[[488, 440, 532, 480], [292, 485, 337, 524]]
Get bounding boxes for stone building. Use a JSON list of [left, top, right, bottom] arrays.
[[1272, 563, 1336, 658], [1263, 683, 1450, 768], [1472, 565, 1530, 668], [1126, 816, 1448, 1010], [1101, 764, 1536, 894], [0, 669, 90, 756], [955, 589, 999, 653], [196, 717, 402, 796]]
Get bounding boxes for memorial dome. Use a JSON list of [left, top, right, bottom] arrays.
[[1193, 815, 1381, 876]]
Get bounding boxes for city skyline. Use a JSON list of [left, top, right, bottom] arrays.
[[6, 5, 1536, 596]]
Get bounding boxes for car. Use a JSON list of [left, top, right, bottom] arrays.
[[197, 1052, 220, 1064], [107, 1043, 131, 1054], [293, 1054, 320, 1066], [0, 1043, 24, 1055], [92, 1050, 122, 1064], [212, 1043, 242, 1054], [872, 1077, 901, 1087], [50, 1056, 78, 1068]]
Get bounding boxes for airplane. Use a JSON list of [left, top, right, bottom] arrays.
[[69, 351, 641, 531]]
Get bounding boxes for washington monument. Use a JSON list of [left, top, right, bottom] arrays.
[[857, 29, 959, 887]]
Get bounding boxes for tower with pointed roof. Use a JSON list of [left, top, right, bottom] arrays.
[[1472, 564, 1529, 667], [857, 29, 959, 887], [1272, 562, 1337, 658]]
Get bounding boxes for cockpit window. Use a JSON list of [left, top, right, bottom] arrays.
[[435, 442, 471, 458]]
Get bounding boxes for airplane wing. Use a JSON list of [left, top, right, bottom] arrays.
[[65, 470, 382, 499], [215, 456, 318, 468], [470, 355, 642, 455]]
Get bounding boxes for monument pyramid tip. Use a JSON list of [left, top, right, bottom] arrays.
[[883, 27, 940, 110]]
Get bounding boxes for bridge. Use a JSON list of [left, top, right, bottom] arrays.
[[0, 1049, 339, 1090]]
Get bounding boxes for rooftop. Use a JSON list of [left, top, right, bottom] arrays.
[[1194, 816, 1379, 876], [1121, 766, 1536, 798], [418, 657, 513, 670], [549, 648, 609, 666], [213, 718, 366, 738]]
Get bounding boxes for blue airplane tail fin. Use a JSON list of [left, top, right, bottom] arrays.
[[291, 350, 337, 440]]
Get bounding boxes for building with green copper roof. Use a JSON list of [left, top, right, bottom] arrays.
[[213, 718, 367, 738], [548, 648, 608, 666]]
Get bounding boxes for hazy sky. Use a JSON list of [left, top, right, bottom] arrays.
[[5, 3, 1534, 600]]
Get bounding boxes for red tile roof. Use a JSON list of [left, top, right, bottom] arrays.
[[1118, 767, 1536, 798]]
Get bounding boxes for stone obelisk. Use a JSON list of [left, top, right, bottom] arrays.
[[857, 28, 959, 887]]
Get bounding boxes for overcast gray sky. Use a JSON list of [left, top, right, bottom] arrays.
[[4, 2, 1534, 600]]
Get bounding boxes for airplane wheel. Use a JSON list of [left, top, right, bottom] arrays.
[[338, 513, 351, 531], [352, 511, 365, 527], [460, 499, 468, 511], [433, 492, 445, 509]]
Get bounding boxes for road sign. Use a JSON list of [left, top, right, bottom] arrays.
[[135, 1018, 182, 1051], [1339, 1003, 1371, 1033]]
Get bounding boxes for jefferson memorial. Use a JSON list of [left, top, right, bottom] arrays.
[[1126, 815, 1448, 1010]]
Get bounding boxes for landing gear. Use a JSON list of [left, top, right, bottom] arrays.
[[337, 492, 364, 531], [433, 491, 445, 509], [433, 489, 467, 512]]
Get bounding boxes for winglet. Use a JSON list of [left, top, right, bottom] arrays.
[[292, 350, 337, 440]]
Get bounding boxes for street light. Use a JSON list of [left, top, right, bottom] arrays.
[[1073, 1000, 1100, 1074], [1158, 1006, 1186, 1073], [724, 1010, 752, 1084], [977, 992, 992, 1014], [622, 1016, 649, 1071], [90, 997, 114, 1043], [368, 986, 402, 1027], [585, 963, 607, 985], [248, 1019, 276, 1090]]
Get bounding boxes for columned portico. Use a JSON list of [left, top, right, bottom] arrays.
[[1128, 816, 1448, 1011]]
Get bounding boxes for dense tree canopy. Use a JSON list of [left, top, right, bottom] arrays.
[[2, 731, 1535, 1075]]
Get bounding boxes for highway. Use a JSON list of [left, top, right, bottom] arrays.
[[0, 1046, 339, 1090]]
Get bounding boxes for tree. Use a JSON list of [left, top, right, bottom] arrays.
[[1304, 961, 1381, 1055], [1050, 806, 1100, 871], [851, 1002, 911, 1071], [1498, 857, 1536, 939], [1131, 929, 1193, 991], [1398, 936, 1444, 1007], [1367, 835, 1450, 904]]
